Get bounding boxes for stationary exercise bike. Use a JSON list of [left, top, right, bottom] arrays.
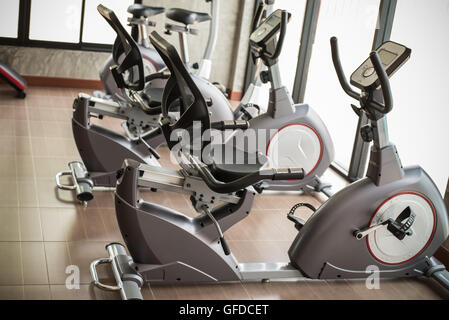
[[55, 5, 234, 202], [233, 0, 273, 119], [97, 1, 223, 102], [219, 9, 334, 194], [90, 30, 449, 300], [95, 3, 166, 101]]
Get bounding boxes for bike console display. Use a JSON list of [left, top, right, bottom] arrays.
[[350, 41, 411, 90], [249, 9, 291, 52]]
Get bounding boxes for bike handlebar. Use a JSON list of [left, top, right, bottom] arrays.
[[330, 36, 394, 115], [330, 37, 360, 100], [368, 51, 393, 114], [263, 10, 288, 61]]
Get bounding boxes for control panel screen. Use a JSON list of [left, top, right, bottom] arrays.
[[378, 49, 398, 66], [265, 14, 281, 27]]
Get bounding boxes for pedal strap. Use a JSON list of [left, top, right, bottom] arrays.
[[387, 206, 415, 240], [287, 203, 316, 231]]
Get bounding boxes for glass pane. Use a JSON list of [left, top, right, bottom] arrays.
[[256, 1, 307, 110], [82, 0, 134, 44], [0, 0, 20, 38], [273, 0, 307, 92], [389, 0, 449, 194], [304, 0, 380, 169], [29, 0, 82, 43]]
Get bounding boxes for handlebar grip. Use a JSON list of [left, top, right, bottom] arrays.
[[369, 51, 393, 114], [220, 237, 231, 256], [267, 10, 288, 61], [269, 168, 305, 181], [252, 0, 266, 32], [330, 37, 360, 100], [211, 120, 250, 131]]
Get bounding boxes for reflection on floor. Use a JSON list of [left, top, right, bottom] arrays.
[[0, 85, 447, 300]]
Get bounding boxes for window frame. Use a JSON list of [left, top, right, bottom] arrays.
[[0, 0, 141, 52]]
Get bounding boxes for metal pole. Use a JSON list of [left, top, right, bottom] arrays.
[[243, 0, 263, 92], [203, 0, 219, 60], [346, 0, 397, 182], [292, 0, 321, 104]]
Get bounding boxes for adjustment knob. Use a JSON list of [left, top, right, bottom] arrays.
[[192, 62, 199, 70], [260, 71, 270, 84], [360, 125, 374, 142]]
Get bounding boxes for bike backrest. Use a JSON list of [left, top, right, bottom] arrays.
[[149, 30, 210, 149], [97, 4, 144, 91]]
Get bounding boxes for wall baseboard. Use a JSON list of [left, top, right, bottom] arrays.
[[435, 246, 449, 268], [23, 76, 103, 89], [21, 77, 242, 100], [228, 90, 242, 101]]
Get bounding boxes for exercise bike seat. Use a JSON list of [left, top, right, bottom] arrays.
[[145, 87, 163, 107], [127, 4, 165, 18], [207, 144, 268, 182], [166, 8, 212, 25]]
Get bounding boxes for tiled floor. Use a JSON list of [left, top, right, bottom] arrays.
[[0, 85, 448, 300]]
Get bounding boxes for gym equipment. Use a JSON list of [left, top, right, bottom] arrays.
[[96, 0, 221, 101], [55, 5, 234, 202], [234, 0, 274, 118], [221, 9, 334, 194], [0, 61, 27, 98], [95, 4, 166, 101], [90, 30, 449, 300]]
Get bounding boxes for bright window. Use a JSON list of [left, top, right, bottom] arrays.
[[389, 0, 449, 193], [0, 0, 20, 38], [304, 0, 380, 169], [82, 0, 134, 44], [273, 0, 307, 93], [29, 0, 83, 43]]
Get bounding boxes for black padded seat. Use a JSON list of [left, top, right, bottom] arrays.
[[144, 87, 163, 107], [166, 8, 211, 25], [127, 4, 165, 18], [206, 144, 268, 182]]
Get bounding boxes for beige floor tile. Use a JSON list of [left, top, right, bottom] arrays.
[[0, 119, 16, 136], [19, 207, 43, 241], [0, 137, 16, 155], [15, 136, 32, 156], [0, 242, 23, 285], [0, 207, 20, 241], [44, 242, 71, 285], [24, 285, 51, 300], [17, 179, 39, 207], [0, 286, 24, 300], [0, 180, 19, 207], [0, 156, 17, 179], [21, 242, 49, 285], [15, 156, 35, 178], [40, 207, 85, 241], [50, 284, 119, 300]]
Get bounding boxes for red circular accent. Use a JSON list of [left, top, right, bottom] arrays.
[[366, 192, 437, 265], [142, 56, 159, 72], [265, 123, 323, 177]]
